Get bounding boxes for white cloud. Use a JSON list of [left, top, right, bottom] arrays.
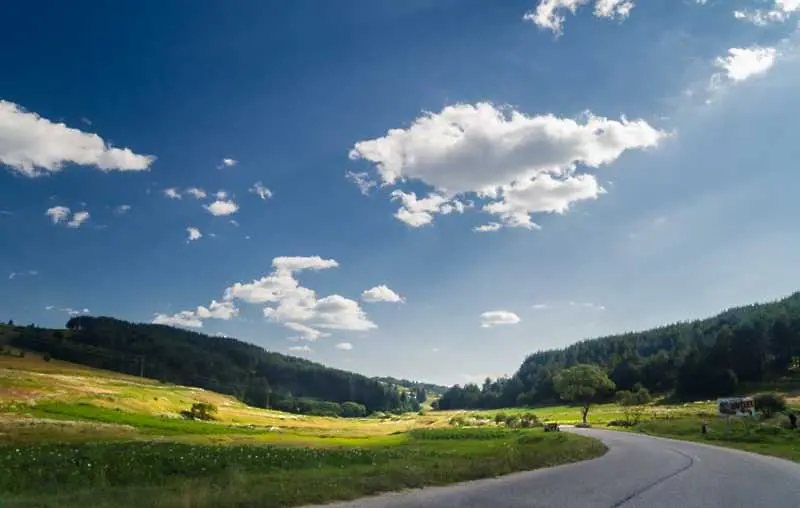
[[284, 322, 330, 341], [152, 299, 237, 330], [195, 300, 238, 320], [272, 256, 340, 273], [390, 191, 469, 227], [289, 345, 312, 353], [361, 285, 406, 303], [350, 103, 665, 231], [153, 311, 203, 328], [250, 182, 273, 200], [215, 190, 228, 200], [0, 100, 154, 177], [187, 227, 203, 242], [45, 206, 70, 224], [346, 171, 378, 195], [220, 158, 237, 168], [66, 211, 90, 229], [226, 256, 375, 332], [479, 310, 521, 328], [734, 1, 800, 25], [205, 199, 239, 216], [8, 270, 38, 280], [185, 187, 207, 199], [154, 256, 376, 335], [711, 47, 778, 85], [114, 204, 132, 215], [164, 188, 182, 199], [336, 342, 353, 351], [523, 0, 635, 35], [532, 303, 550, 310], [474, 222, 503, 233]]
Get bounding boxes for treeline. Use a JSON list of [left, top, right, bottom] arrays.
[[436, 292, 800, 410], [8, 316, 421, 416], [373, 376, 449, 402]]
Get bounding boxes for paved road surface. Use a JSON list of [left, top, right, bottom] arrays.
[[314, 428, 800, 507]]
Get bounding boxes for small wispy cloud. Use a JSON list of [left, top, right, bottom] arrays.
[[250, 182, 273, 200]]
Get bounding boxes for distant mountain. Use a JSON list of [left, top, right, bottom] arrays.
[[436, 292, 800, 410], [4, 316, 420, 416]]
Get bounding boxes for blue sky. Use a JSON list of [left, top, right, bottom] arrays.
[[2, 0, 800, 385]]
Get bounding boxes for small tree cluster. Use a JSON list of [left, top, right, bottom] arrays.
[[615, 384, 652, 425], [753, 392, 786, 419], [189, 402, 218, 421]]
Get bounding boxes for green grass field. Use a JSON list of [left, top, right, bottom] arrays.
[[0, 353, 607, 507], [3, 351, 799, 507]]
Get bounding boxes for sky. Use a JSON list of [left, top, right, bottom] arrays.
[[2, 0, 800, 386]]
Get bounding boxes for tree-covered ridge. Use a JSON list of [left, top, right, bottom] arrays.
[[436, 292, 800, 409], [7, 316, 421, 416]]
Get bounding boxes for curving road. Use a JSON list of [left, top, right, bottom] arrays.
[[316, 428, 800, 507]]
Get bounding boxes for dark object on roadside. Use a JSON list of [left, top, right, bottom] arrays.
[[788, 412, 797, 429], [544, 423, 560, 432], [701, 423, 708, 435]]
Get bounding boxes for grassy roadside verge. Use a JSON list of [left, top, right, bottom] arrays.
[[620, 417, 800, 462], [1, 429, 607, 508]]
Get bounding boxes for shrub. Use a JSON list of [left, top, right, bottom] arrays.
[[340, 401, 367, 418], [187, 402, 217, 421], [42, 352, 52, 362], [574, 422, 592, 428], [520, 412, 540, 428], [504, 415, 520, 428], [495, 412, 508, 425], [753, 393, 787, 418]]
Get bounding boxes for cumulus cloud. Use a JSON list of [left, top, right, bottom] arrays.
[[66, 211, 90, 229], [0, 100, 154, 177], [152, 299, 238, 330], [734, 1, 800, 25], [390, 191, 469, 227], [361, 285, 406, 303], [205, 199, 239, 216], [711, 47, 778, 85], [479, 310, 521, 328], [155, 256, 375, 335], [153, 311, 203, 328], [187, 227, 202, 242], [336, 342, 353, 350], [220, 158, 237, 168], [250, 182, 273, 200], [350, 103, 664, 231], [186, 187, 207, 199], [524, 0, 635, 35], [195, 300, 238, 320], [45, 206, 71, 224], [164, 188, 182, 199]]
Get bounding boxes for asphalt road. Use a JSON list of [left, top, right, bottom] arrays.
[[315, 428, 800, 508]]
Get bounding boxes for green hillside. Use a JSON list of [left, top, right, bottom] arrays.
[[2, 316, 428, 417]]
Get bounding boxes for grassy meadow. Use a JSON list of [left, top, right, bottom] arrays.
[[0, 353, 607, 507], [2, 351, 799, 507]]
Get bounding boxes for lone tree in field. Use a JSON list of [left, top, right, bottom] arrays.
[[553, 364, 616, 424]]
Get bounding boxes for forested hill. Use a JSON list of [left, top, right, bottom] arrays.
[[3, 316, 421, 416], [373, 377, 449, 398], [436, 292, 800, 410]]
